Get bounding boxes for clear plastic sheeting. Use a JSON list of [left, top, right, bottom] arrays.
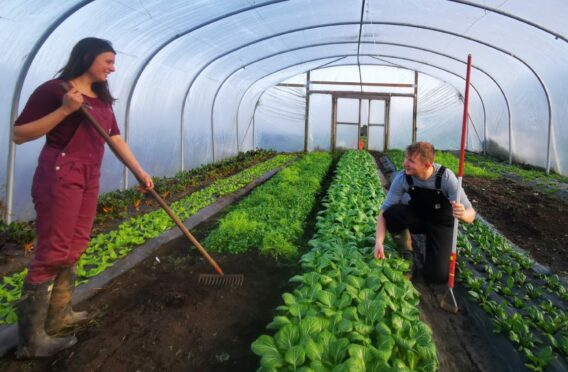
[[1, 0, 567, 221], [256, 87, 305, 152]]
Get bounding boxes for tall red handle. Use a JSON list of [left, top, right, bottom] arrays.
[[448, 54, 472, 289], [458, 54, 472, 178]]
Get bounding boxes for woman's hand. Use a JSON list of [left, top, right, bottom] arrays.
[[137, 170, 154, 191], [61, 86, 84, 115]]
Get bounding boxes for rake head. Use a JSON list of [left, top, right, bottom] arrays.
[[198, 273, 244, 287], [440, 287, 459, 314]]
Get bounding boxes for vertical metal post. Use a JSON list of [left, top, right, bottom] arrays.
[[508, 111, 513, 164], [412, 71, 418, 143], [252, 107, 255, 149], [331, 96, 337, 151], [384, 98, 390, 151], [303, 71, 311, 152], [367, 99, 372, 150], [180, 98, 186, 171], [357, 98, 362, 149], [3, 1, 92, 223], [211, 103, 216, 162], [122, 108, 130, 190]]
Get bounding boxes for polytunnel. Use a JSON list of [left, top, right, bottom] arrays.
[[1, 1, 568, 370], [1, 0, 567, 222]]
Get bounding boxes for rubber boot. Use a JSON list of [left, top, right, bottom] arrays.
[[45, 265, 89, 335], [391, 229, 415, 279], [16, 281, 77, 358]]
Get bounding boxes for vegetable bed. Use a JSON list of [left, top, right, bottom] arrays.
[[0, 153, 295, 325], [0, 151, 335, 370], [0, 148, 566, 371], [253, 150, 439, 371]]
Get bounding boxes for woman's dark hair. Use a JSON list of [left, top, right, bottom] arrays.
[[57, 37, 116, 104]]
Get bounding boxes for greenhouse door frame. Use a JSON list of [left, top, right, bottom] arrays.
[[331, 93, 390, 152]]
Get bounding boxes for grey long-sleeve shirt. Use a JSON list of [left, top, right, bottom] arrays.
[[381, 163, 473, 211]]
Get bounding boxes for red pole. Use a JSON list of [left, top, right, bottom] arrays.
[[448, 54, 472, 289], [458, 54, 472, 179]]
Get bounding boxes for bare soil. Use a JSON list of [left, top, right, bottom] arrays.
[[0, 241, 298, 372], [463, 176, 568, 277]]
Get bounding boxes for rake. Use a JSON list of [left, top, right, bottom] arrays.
[[440, 54, 472, 313], [61, 82, 244, 287]]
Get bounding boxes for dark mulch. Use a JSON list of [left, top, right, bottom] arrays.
[[0, 241, 298, 371]]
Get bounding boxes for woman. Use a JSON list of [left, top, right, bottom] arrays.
[[13, 37, 153, 358]]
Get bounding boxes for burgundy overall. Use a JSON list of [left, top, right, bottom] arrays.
[[27, 95, 115, 284]]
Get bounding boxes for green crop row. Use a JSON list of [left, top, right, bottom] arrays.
[[0, 154, 295, 325], [204, 152, 332, 260], [95, 149, 276, 222], [465, 152, 568, 184], [0, 150, 277, 251], [252, 151, 439, 371], [386, 149, 498, 179], [387, 149, 568, 185]]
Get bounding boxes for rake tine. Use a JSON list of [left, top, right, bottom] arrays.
[[440, 287, 459, 314], [198, 274, 244, 287]]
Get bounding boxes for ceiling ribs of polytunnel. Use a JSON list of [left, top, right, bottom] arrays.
[[232, 52, 487, 153], [246, 60, 483, 153], [5, 0, 93, 225], [446, 0, 567, 43], [3, 0, 566, 223], [112, 2, 562, 169], [227, 39, 511, 148], [232, 40, 505, 153], [172, 21, 551, 171], [120, 0, 286, 187], [215, 46, 488, 149]]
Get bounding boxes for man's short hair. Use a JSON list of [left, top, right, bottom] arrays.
[[406, 141, 436, 164]]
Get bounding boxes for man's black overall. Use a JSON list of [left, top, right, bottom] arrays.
[[383, 166, 454, 283]]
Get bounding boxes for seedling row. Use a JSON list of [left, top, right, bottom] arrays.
[[252, 151, 438, 371], [0, 153, 294, 324]]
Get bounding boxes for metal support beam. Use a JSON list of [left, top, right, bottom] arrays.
[[4, 1, 92, 223], [331, 96, 337, 151], [310, 80, 414, 88], [412, 71, 418, 143], [304, 71, 311, 152], [385, 98, 391, 151]]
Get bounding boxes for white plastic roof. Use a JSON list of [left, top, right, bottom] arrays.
[[2, 0, 567, 221]]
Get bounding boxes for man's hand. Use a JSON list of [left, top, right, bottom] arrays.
[[451, 201, 476, 223], [374, 242, 385, 260], [451, 201, 466, 220]]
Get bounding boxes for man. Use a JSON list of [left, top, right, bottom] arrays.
[[374, 142, 476, 282]]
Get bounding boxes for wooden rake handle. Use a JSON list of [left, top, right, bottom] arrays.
[[61, 82, 224, 276]]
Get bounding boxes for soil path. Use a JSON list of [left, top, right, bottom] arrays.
[[0, 240, 298, 372]]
